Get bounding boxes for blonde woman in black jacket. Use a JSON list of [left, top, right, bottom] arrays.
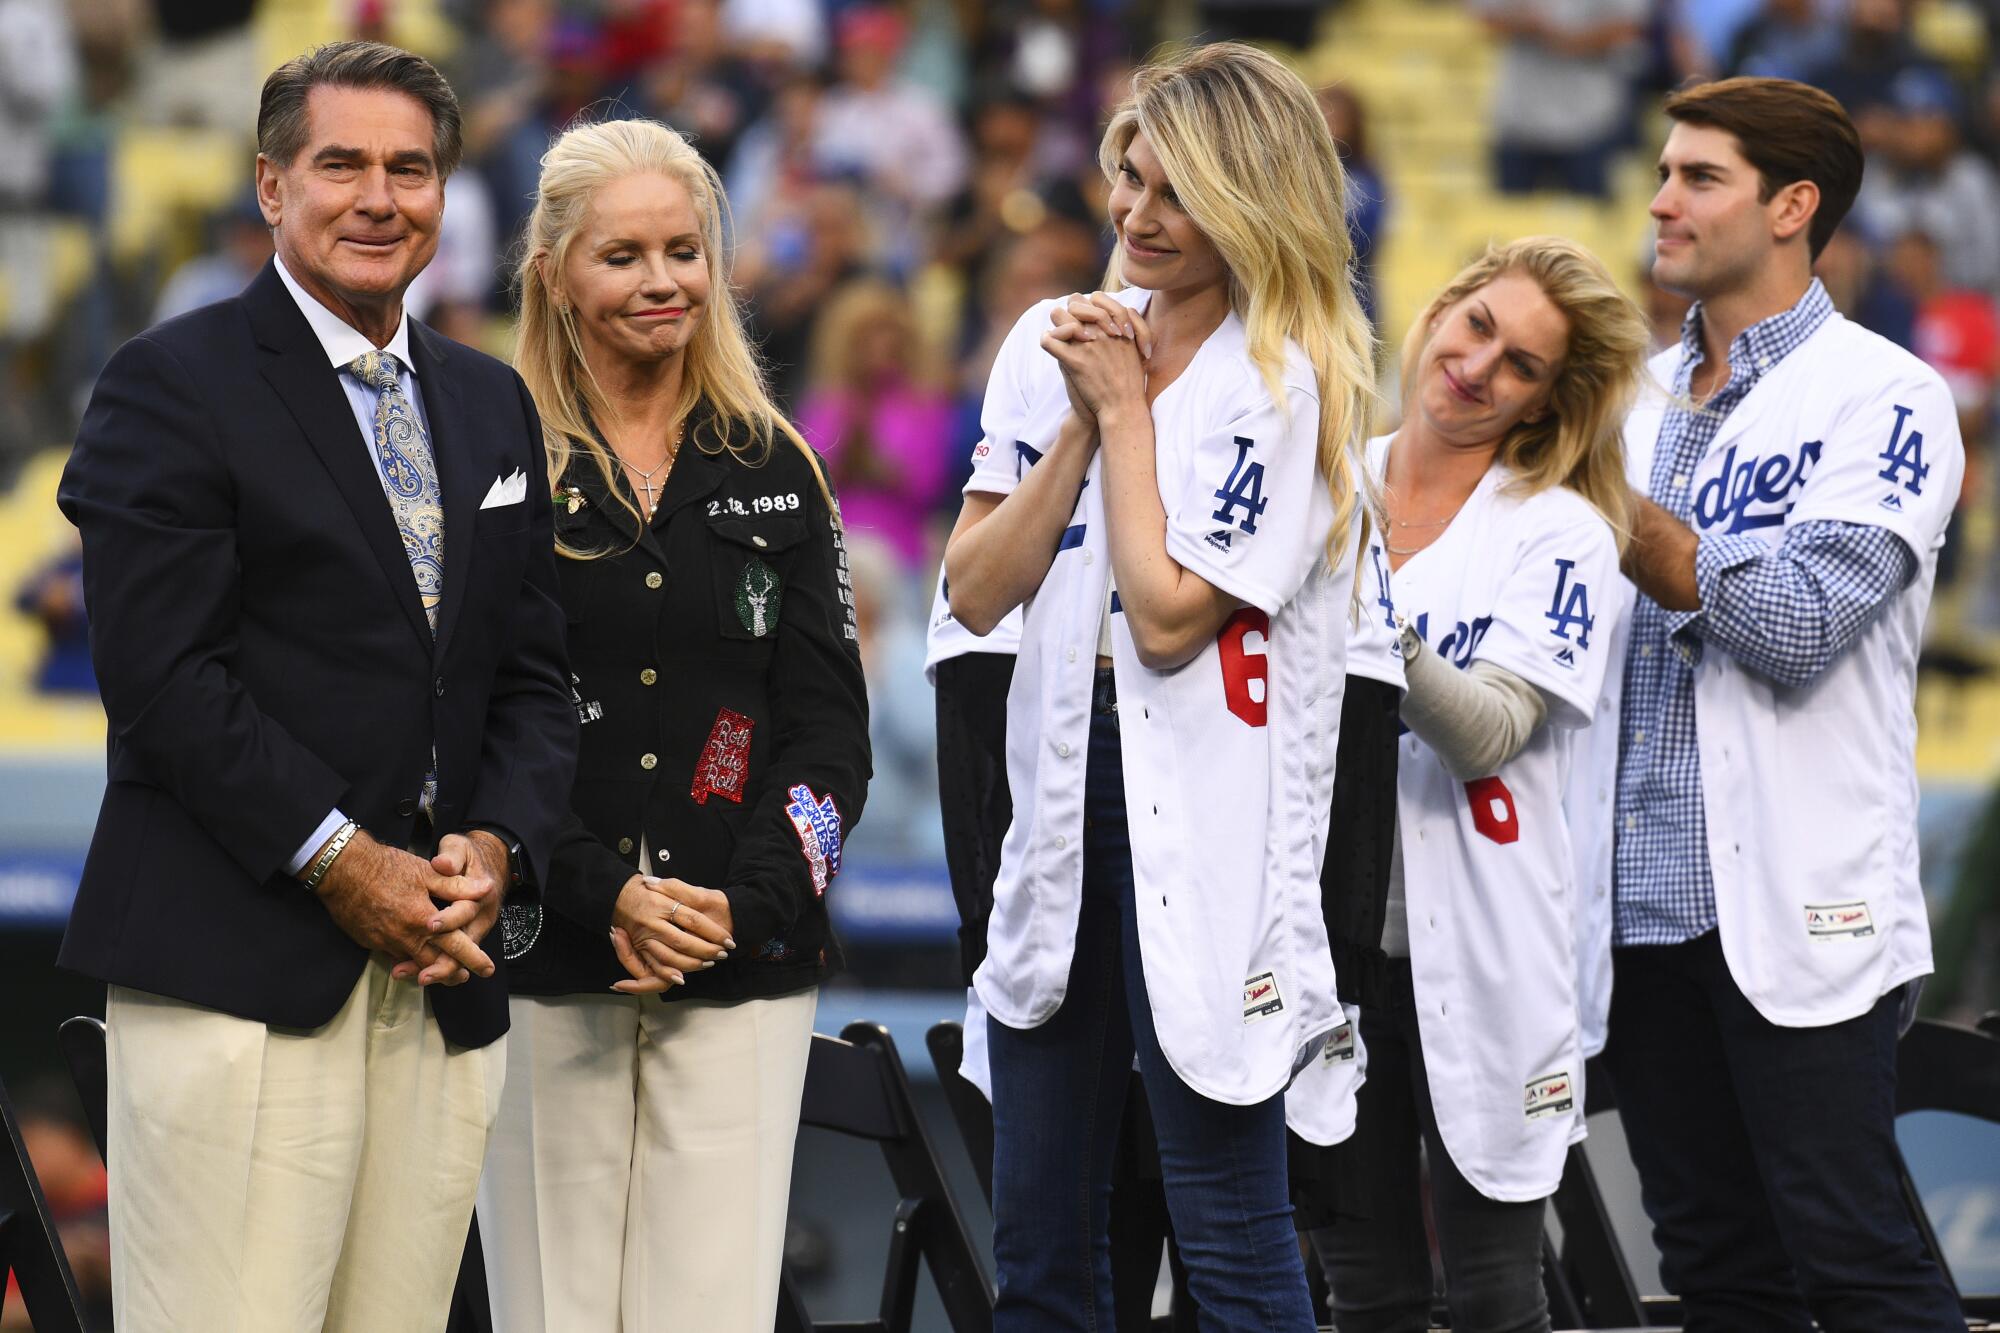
[[476, 117, 870, 1333]]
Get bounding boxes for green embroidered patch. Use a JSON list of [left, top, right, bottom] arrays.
[[735, 558, 781, 636]]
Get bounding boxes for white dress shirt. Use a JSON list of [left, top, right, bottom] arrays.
[[274, 254, 437, 875]]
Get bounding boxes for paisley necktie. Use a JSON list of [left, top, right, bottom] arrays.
[[348, 350, 442, 813], [348, 350, 444, 628]]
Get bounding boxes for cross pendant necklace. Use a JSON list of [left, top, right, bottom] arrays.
[[618, 421, 685, 520]]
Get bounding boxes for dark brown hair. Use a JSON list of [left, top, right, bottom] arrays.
[[258, 41, 463, 177], [1663, 77, 1862, 260]]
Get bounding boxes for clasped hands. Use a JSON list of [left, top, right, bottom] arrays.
[[608, 874, 736, 993], [1040, 292, 1154, 427], [312, 828, 511, 987]]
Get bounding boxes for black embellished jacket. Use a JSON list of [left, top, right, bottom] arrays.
[[504, 411, 871, 1001]]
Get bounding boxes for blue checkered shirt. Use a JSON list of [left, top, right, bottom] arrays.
[[1611, 280, 1917, 947]]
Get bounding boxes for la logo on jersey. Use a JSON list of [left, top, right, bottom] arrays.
[[1211, 436, 1268, 536], [1544, 558, 1594, 663], [1877, 404, 1928, 512]]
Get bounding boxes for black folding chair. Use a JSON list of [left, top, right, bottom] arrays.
[[0, 1065, 91, 1332], [1895, 1015, 2000, 1323], [777, 1021, 992, 1333], [56, 1017, 108, 1161], [924, 1020, 992, 1203], [56, 1013, 494, 1333]]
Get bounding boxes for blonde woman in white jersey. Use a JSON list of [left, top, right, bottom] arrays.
[[943, 41, 1374, 1332], [1311, 238, 1648, 1333]]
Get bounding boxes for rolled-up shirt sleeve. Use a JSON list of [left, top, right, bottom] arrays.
[[1667, 520, 1915, 689]]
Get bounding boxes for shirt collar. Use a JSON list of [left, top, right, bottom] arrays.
[[1677, 277, 1834, 391], [274, 252, 416, 378]]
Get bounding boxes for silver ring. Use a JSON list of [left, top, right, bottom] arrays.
[[667, 900, 682, 926]]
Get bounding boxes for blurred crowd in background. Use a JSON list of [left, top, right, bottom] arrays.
[[2, 0, 1999, 870]]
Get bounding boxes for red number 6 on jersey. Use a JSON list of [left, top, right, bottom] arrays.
[[1465, 775, 1520, 844], [1217, 608, 1270, 728]]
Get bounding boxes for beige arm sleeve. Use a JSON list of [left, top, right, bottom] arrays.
[[1400, 640, 1550, 781]]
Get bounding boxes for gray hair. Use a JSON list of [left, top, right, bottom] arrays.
[[258, 41, 463, 177]]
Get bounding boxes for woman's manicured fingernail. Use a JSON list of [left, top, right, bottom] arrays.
[[724, 938, 737, 950], [700, 960, 715, 969]]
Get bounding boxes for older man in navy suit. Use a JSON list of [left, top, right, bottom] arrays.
[[57, 41, 574, 1332]]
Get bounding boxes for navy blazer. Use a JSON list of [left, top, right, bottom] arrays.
[[56, 260, 577, 1048]]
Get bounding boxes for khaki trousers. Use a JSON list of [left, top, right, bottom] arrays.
[[105, 957, 505, 1333], [477, 989, 817, 1332]]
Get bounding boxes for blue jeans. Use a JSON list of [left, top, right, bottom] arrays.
[[987, 671, 1316, 1333], [1605, 931, 1961, 1333]]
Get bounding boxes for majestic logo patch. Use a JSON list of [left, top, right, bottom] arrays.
[[1524, 1072, 1574, 1121], [736, 558, 781, 637], [785, 784, 842, 896], [1805, 901, 1875, 939], [690, 707, 755, 806], [1205, 530, 1234, 552], [1554, 646, 1577, 668], [500, 901, 542, 960], [1242, 969, 1284, 1023], [1323, 1021, 1356, 1063]]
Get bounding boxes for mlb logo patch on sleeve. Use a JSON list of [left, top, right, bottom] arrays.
[[1805, 901, 1875, 939], [1242, 970, 1284, 1023], [1524, 1072, 1574, 1121]]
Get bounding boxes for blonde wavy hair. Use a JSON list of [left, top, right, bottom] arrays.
[[514, 117, 832, 558], [1400, 237, 1649, 548], [1098, 42, 1376, 557]]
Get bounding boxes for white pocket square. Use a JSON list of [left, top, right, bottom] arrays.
[[480, 467, 527, 509]]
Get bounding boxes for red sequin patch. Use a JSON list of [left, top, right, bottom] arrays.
[[690, 708, 754, 805]]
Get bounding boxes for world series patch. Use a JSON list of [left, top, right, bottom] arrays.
[[690, 707, 754, 805], [784, 783, 842, 896], [736, 559, 781, 637]]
